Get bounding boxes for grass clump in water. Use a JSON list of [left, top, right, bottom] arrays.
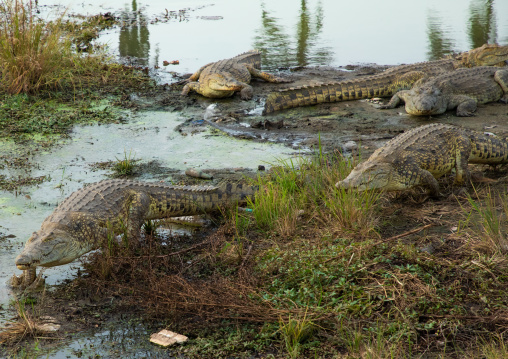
[[112, 149, 137, 177], [0, 1, 152, 141]]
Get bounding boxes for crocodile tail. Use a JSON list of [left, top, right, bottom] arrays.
[[469, 131, 508, 164], [217, 180, 258, 203], [263, 80, 382, 114]]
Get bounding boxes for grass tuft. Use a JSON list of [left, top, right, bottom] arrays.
[[463, 186, 508, 252], [112, 149, 137, 176], [0, 0, 72, 94], [278, 313, 314, 359]]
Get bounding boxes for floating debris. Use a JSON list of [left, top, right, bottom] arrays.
[[150, 329, 188, 347], [185, 168, 213, 179]]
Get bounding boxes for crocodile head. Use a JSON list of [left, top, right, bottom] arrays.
[[336, 161, 407, 192], [462, 43, 508, 67], [15, 223, 89, 270], [403, 85, 447, 116], [204, 74, 239, 97]]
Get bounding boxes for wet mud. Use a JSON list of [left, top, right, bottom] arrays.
[[161, 64, 508, 157]]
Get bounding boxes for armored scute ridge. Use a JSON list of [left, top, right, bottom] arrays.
[[380, 66, 508, 116], [13, 179, 257, 288], [337, 123, 508, 195], [263, 44, 508, 114], [181, 50, 290, 99]]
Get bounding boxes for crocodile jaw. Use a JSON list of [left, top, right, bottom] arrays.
[[337, 161, 394, 192], [15, 225, 88, 269]]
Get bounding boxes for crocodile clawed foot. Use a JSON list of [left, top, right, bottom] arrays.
[[8, 269, 45, 292]]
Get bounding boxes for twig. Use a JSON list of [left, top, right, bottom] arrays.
[[421, 313, 508, 323], [375, 223, 434, 244], [239, 244, 253, 269]]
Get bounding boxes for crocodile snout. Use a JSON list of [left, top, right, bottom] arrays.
[[15, 253, 37, 270]]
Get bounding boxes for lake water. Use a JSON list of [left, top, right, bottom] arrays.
[[40, 0, 508, 78]]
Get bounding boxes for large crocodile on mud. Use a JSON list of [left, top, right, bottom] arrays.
[[337, 123, 508, 195], [263, 44, 508, 114], [379, 66, 508, 116], [181, 50, 289, 99], [13, 179, 256, 288]]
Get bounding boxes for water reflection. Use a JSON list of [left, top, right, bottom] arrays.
[[426, 0, 500, 61], [118, 0, 150, 66], [254, 0, 332, 70], [468, 0, 497, 48], [426, 14, 454, 60]]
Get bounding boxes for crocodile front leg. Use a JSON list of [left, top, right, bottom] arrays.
[[392, 160, 441, 196], [9, 267, 45, 291], [181, 82, 199, 96], [379, 90, 408, 109], [448, 95, 478, 117]]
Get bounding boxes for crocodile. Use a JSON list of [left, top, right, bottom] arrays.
[[181, 50, 289, 99], [13, 179, 256, 288], [336, 123, 508, 195], [263, 43, 508, 114], [379, 66, 508, 116]]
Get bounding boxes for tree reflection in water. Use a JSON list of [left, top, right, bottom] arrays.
[[118, 0, 150, 66], [468, 0, 497, 48], [426, 0, 501, 61], [253, 0, 332, 71]]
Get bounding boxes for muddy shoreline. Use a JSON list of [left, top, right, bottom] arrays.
[[2, 61, 508, 357], [162, 64, 508, 155]]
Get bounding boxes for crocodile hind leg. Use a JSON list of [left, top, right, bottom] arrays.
[[245, 64, 290, 83], [124, 190, 151, 239], [494, 69, 508, 103], [452, 136, 473, 186]]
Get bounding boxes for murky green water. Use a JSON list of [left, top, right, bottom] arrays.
[[1, 0, 508, 356]]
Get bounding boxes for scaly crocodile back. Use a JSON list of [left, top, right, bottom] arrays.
[[46, 179, 255, 225], [232, 49, 262, 69], [370, 123, 508, 168], [263, 44, 508, 114], [263, 59, 457, 114]]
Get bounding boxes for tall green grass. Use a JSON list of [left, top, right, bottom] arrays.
[[463, 186, 508, 252], [248, 148, 380, 237], [0, 0, 73, 93]]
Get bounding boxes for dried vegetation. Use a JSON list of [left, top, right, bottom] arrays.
[[21, 154, 507, 358]]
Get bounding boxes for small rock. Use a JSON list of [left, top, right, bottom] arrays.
[[258, 165, 265, 171], [342, 140, 358, 152]]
